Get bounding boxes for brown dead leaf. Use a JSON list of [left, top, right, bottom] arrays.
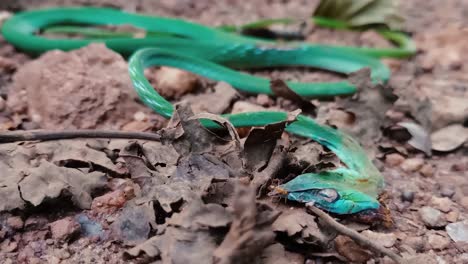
[[19, 160, 106, 209], [167, 198, 231, 229], [272, 209, 329, 245], [164, 102, 226, 156], [319, 68, 396, 149], [242, 110, 299, 173], [270, 79, 316, 114], [431, 124, 468, 152], [213, 183, 280, 264], [251, 138, 289, 194], [125, 198, 229, 263], [0, 141, 108, 211], [261, 243, 304, 264], [34, 139, 125, 176], [334, 235, 372, 263], [397, 122, 432, 155], [185, 82, 238, 114]]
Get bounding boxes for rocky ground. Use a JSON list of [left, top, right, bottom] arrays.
[[0, 0, 467, 263]]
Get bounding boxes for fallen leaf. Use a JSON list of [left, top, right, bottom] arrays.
[[19, 161, 106, 209], [261, 243, 304, 264], [167, 198, 231, 229], [124, 235, 161, 258], [397, 122, 432, 155], [431, 124, 468, 152], [270, 79, 316, 114], [251, 138, 289, 194], [111, 203, 153, 246], [272, 208, 329, 245], [318, 68, 396, 150], [34, 139, 124, 176], [242, 110, 299, 173], [334, 235, 372, 263], [213, 183, 280, 264], [313, 0, 403, 29], [0, 140, 108, 211], [125, 198, 229, 262], [164, 102, 227, 155]]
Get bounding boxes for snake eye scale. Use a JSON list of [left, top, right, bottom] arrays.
[[1, 7, 415, 215]]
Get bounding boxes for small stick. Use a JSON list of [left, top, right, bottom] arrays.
[[0, 129, 161, 143], [306, 203, 405, 264]]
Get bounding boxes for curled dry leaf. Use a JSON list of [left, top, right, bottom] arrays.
[[431, 124, 468, 152], [213, 183, 280, 264], [0, 141, 113, 211], [319, 68, 396, 151], [261, 243, 305, 264], [242, 109, 300, 173], [334, 235, 372, 263], [125, 198, 230, 262], [137, 102, 246, 213], [397, 122, 432, 155], [270, 79, 316, 114], [272, 209, 329, 245]]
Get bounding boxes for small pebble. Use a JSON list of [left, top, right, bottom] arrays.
[[401, 190, 415, 203], [406, 236, 425, 251], [401, 158, 425, 172], [420, 164, 435, 177], [31, 113, 42, 123], [256, 94, 273, 106], [133, 111, 147, 121], [49, 217, 81, 241], [440, 185, 456, 198], [459, 196, 468, 210], [385, 153, 405, 167], [419, 206, 447, 228], [231, 101, 267, 114], [151, 67, 199, 98], [446, 210, 459, 222], [430, 196, 453, 213], [427, 233, 450, 250], [361, 230, 396, 248], [6, 216, 24, 230]]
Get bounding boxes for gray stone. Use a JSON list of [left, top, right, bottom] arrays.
[[419, 206, 447, 228], [446, 220, 468, 242]]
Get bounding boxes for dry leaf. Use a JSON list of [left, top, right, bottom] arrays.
[[334, 235, 372, 263], [213, 183, 280, 264], [431, 124, 468, 152], [397, 122, 432, 155], [313, 0, 403, 29], [272, 209, 329, 245]]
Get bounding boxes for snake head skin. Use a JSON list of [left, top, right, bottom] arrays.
[[273, 171, 381, 215]]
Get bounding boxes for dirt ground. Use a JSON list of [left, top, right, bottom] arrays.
[[0, 0, 467, 263]]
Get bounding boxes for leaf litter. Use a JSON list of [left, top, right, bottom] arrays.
[[3, 1, 467, 262]]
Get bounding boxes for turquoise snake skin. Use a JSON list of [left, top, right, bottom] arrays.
[[1, 7, 415, 214]]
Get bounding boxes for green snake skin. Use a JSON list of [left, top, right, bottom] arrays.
[[1, 7, 414, 214]]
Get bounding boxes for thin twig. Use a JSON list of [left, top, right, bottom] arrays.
[[306, 203, 405, 264], [0, 129, 161, 143]]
